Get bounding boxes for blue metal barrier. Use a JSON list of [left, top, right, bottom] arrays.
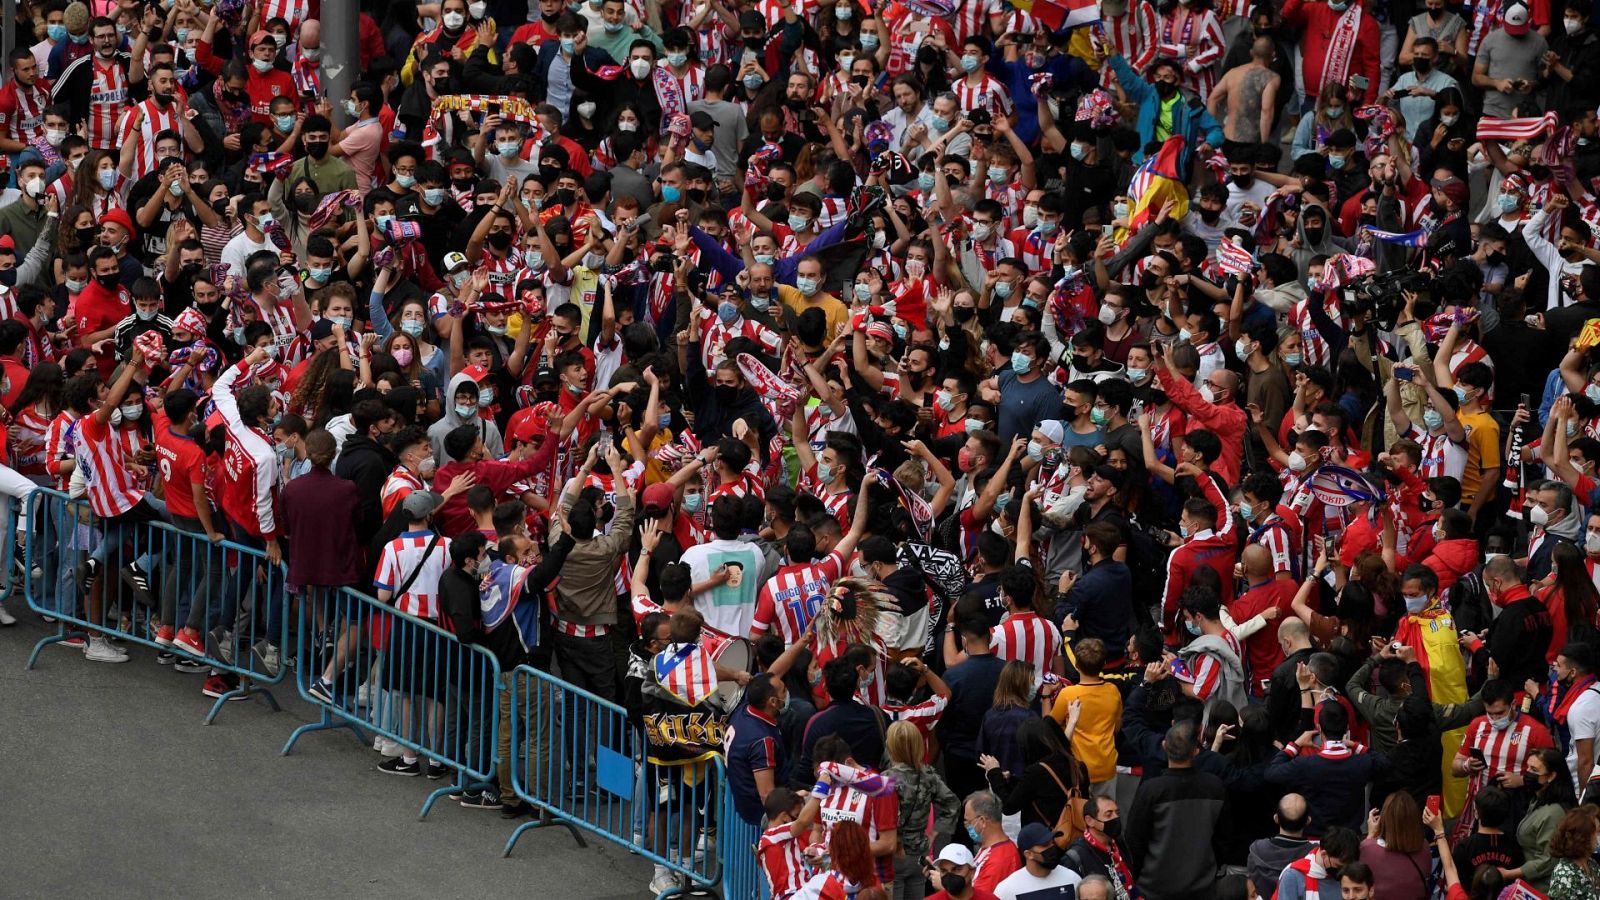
[[282, 585, 502, 820], [718, 788, 767, 900], [22, 488, 289, 723]]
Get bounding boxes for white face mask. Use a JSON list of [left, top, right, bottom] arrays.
[[443, 11, 466, 29], [629, 58, 652, 79], [1287, 451, 1309, 472], [577, 101, 597, 119], [1530, 505, 1550, 527], [1587, 531, 1600, 554]]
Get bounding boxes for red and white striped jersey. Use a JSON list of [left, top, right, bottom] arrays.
[[952, 74, 1013, 118], [1189, 631, 1242, 700], [985, 180, 1026, 231], [45, 410, 77, 490], [816, 780, 896, 847], [0, 77, 51, 145], [991, 610, 1061, 691], [658, 61, 705, 105], [1289, 293, 1343, 371], [375, 530, 453, 621], [758, 824, 810, 900], [1249, 511, 1300, 577], [750, 551, 847, 642], [710, 469, 766, 504], [381, 466, 424, 519], [1008, 227, 1054, 274], [83, 55, 129, 150], [119, 98, 184, 182], [10, 404, 52, 479], [951, 0, 1000, 41], [1446, 339, 1493, 377], [74, 413, 146, 517], [47, 171, 127, 220], [1158, 9, 1224, 100], [480, 248, 525, 296], [655, 641, 719, 706], [1456, 713, 1555, 782], [799, 464, 852, 528], [803, 402, 855, 452], [1403, 423, 1468, 482], [1101, 3, 1161, 90], [882, 693, 948, 753], [695, 305, 782, 370], [260, 0, 312, 30]]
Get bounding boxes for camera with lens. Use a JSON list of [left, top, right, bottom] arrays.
[[1340, 269, 1433, 331]]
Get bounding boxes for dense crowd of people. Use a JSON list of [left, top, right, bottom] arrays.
[[12, 0, 1600, 898]]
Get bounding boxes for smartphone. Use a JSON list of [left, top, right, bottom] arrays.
[[1351, 74, 1370, 92], [1394, 366, 1414, 383], [1469, 747, 1487, 764], [486, 101, 502, 117], [1426, 795, 1441, 818], [1520, 393, 1531, 408]]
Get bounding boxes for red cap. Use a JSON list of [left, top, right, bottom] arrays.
[[641, 483, 675, 515], [460, 363, 491, 384], [0, 235, 16, 252], [100, 207, 136, 238], [249, 30, 276, 48]]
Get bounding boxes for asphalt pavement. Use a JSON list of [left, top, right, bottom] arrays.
[[0, 598, 657, 899]]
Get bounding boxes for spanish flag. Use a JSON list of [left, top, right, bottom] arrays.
[[1115, 136, 1190, 245], [1395, 604, 1470, 816]]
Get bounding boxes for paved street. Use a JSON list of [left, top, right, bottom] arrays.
[[0, 600, 656, 899]]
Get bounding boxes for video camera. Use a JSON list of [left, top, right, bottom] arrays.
[[1339, 269, 1434, 331]]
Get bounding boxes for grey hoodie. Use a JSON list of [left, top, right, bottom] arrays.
[[1289, 201, 1353, 281], [1181, 631, 1248, 714], [427, 371, 504, 464]]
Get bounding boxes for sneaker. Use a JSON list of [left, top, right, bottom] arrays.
[[0, 603, 15, 626], [425, 762, 447, 780], [207, 627, 234, 665], [76, 558, 100, 592], [172, 627, 205, 657], [84, 636, 129, 663], [155, 650, 175, 665], [459, 790, 503, 810], [153, 624, 175, 646], [306, 677, 336, 705], [202, 675, 243, 700], [172, 657, 208, 674], [356, 682, 374, 709], [120, 562, 153, 606], [251, 640, 281, 677], [58, 635, 87, 650], [378, 757, 421, 777], [499, 799, 533, 819], [648, 868, 682, 895], [374, 736, 403, 758]]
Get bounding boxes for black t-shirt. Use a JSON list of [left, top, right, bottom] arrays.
[[126, 176, 198, 267], [1451, 831, 1523, 883], [396, 193, 466, 274]]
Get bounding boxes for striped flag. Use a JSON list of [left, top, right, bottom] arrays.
[[1216, 240, 1255, 277], [1364, 227, 1428, 248], [1476, 112, 1559, 142], [1011, 0, 1099, 31], [1127, 136, 1189, 233], [654, 642, 718, 708], [1506, 881, 1549, 900]]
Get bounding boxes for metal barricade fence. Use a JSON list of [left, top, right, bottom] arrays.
[[718, 789, 767, 900], [502, 664, 725, 895], [22, 488, 290, 724], [282, 585, 502, 819]]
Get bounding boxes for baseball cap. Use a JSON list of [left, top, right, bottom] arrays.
[[460, 363, 491, 384], [401, 490, 444, 520], [1036, 419, 1066, 445], [532, 366, 560, 386], [934, 844, 974, 866], [310, 318, 336, 341], [249, 29, 277, 48], [442, 251, 470, 274], [1503, 1, 1531, 34], [1018, 823, 1059, 851], [689, 111, 717, 132], [642, 483, 676, 516], [0, 235, 16, 253]]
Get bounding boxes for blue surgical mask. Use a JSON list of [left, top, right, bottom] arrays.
[[1238, 501, 1255, 522], [749, 293, 770, 311], [993, 281, 1013, 300], [1178, 328, 1193, 342], [816, 462, 834, 483], [964, 418, 983, 434], [893, 323, 908, 340], [1283, 352, 1303, 367], [755, 253, 776, 266], [661, 184, 681, 203], [930, 115, 949, 132], [683, 492, 704, 513], [1010, 351, 1031, 375], [309, 266, 333, 282], [401, 320, 426, 337], [1586, 383, 1600, 404], [835, 4, 853, 18], [560, 37, 577, 54], [135, 307, 157, 321], [717, 301, 739, 324], [275, 114, 295, 133], [994, 493, 1010, 512], [1036, 220, 1058, 235], [1423, 409, 1444, 431], [1070, 142, 1087, 162], [1126, 366, 1147, 381], [743, 73, 763, 91], [498, 141, 521, 158], [1113, 201, 1129, 220], [987, 165, 1009, 183], [1328, 153, 1347, 170], [1498, 194, 1519, 214], [1453, 385, 1469, 404], [329, 315, 352, 329], [659, 413, 672, 429], [47, 23, 66, 42], [854, 283, 872, 303], [861, 34, 878, 49], [479, 387, 494, 406], [796, 276, 819, 296], [917, 172, 935, 191], [374, 214, 395, 233], [1404, 593, 1428, 613], [667, 52, 687, 67], [966, 824, 982, 844], [1027, 440, 1043, 461], [960, 55, 979, 73], [98, 169, 117, 190], [788, 214, 810, 232], [1184, 618, 1202, 636], [455, 404, 476, 418], [423, 187, 447, 206], [1179, 523, 1191, 538]]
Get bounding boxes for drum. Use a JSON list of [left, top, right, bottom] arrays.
[[707, 635, 753, 713]]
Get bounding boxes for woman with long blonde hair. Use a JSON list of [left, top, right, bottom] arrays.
[[885, 719, 959, 900]]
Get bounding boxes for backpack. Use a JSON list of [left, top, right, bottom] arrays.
[[1034, 760, 1089, 849]]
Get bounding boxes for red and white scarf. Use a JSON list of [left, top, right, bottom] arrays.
[[1320, 4, 1363, 93]]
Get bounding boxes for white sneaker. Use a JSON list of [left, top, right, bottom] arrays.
[[374, 736, 402, 758], [84, 636, 129, 663], [0, 604, 15, 626], [647, 867, 681, 895]]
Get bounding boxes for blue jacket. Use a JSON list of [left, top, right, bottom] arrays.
[[988, 54, 1097, 146], [688, 222, 848, 287], [1108, 54, 1224, 174], [1055, 560, 1132, 655]]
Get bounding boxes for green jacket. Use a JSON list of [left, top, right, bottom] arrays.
[[1346, 656, 1485, 755]]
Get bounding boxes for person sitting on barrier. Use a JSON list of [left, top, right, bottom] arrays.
[[473, 524, 576, 820], [373, 489, 454, 779], [806, 733, 900, 890], [758, 782, 830, 900]]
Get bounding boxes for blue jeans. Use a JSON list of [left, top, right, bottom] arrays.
[[225, 521, 283, 648]]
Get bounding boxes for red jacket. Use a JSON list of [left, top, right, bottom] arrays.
[[1162, 471, 1237, 632], [1423, 537, 1480, 596], [1155, 366, 1244, 487], [1280, 0, 1381, 104], [212, 360, 281, 541], [1230, 579, 1299, 691], [430, 435, 561, 536]]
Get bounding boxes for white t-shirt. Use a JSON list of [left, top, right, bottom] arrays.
[[1566, 683, 1600, 791], [994, 864, 1083, 900], [680, 538, 767, 638], [220, 231, 278, 280]]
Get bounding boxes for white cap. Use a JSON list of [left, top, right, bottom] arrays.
[[443, 251, 470, 273], [934, 844, 974, 866], [1037, 419, 1066, 445]]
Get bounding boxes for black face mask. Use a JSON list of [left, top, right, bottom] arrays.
[[1304, 225, 1325, 244], [1324, 866, 1344, 881], [95, 273, 119, 290], [181, 261, 202, 278], [1230, 173, 1254, 188], [1198, 207, 1222, 224], [906, 369, 927, 388], [1102, 817, 1122, 839], [1141, 271, 1161, 289], [1253, 26, 1273, 37], [225, 89, 248, 103], [553, 188, 576, 208], [940, 873, 968, 895], [293, 193, 317, 214], [304, 140, 329, 159], [75, 226, 98, 247], [1487, 250, 1506, 267], [1154, 80, 1178, 98], [686, 187, 707, 204], [1072, 352, 1092, 370], [486, 231, 513, 251], [713, 384, 739, 406], [765, 182, 787, 202], [785, 97, 806, 111], [453, 177, 475, 190], [1413, 57, 1434, 74], [1427, 6, 1444, 18], [953, 305, 977, 323], [1038, 844, 1067, 869]]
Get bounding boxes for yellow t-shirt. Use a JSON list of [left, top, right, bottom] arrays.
[[778, 285, 848, 339], [1457, 410, 1502, 504], [1050, 680, 1123, 783]]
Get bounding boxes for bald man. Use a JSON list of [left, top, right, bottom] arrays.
[[1247, 793, 1315, 897], [1207, 36, 1282, 147], [1076, 875, 1113, 900], [1267, 617, 1317, 743], [1230, 544, 1299, 698]]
